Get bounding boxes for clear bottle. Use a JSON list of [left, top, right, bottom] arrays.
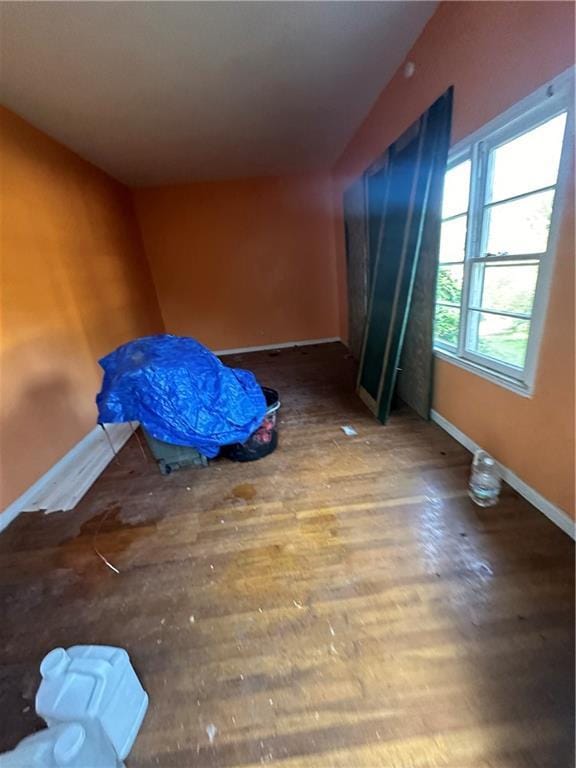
[[469, 449, 501, 507]]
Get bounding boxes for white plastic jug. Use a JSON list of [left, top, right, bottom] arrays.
[[36, 646, 148, 761], [0, 723, 123, 768]]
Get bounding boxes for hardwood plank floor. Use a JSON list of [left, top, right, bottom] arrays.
[[1, 343, 574, 767]]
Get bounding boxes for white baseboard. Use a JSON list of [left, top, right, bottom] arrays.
[[215, 337, 341, 356], [430, 409, 575, 540], [0, 422, 136, 533]]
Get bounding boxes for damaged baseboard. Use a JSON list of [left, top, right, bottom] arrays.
[[215, 337, 341, 356], [430, 409, 575, 540], [0, 422, 136, 533]]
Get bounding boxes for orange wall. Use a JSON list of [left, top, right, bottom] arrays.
[[133, 175, 339, 351], [332, 1, 575, 515], [0, 107, 164, 509]]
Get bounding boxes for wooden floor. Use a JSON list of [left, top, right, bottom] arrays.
[[1, 343, 574, 767]]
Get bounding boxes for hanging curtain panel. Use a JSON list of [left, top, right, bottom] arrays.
[[357, 88, 453, 424], [343, 179, 369, 361]]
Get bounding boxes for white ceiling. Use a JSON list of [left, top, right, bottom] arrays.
[[0, 1, 437, 186]]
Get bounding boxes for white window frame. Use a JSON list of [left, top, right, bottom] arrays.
[[434, 66, 574, 397]]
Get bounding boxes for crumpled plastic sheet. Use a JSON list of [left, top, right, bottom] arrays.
[[96, 335, 266, 458]]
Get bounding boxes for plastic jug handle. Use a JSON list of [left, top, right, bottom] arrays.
[[68, 658, 109, 715]]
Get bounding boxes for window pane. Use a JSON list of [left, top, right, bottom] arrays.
[[470, 260, 539, 314], [439, 215, 467, 262], [488, 113, 567, 203], [483, 189, 554, 256], [442, 160, 471, 218], [437, 264, 463, 304], [434, 305, 460, 348], [466, 311, 530, 368]]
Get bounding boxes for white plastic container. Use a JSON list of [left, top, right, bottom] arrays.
[[0, 723, 123, 768], [36, 646, 148, 761], [469, 449, 501, 507]]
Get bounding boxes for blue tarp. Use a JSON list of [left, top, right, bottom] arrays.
[[96, 335, 266, 458]]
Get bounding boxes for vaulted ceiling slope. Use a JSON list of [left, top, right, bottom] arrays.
[[1, 1, 436, 186]]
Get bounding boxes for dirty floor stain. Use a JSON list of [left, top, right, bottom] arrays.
[[231, 483, 257, 502], [54, 504, 157, 576]]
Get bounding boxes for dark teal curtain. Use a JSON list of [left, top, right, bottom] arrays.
[[357, 88, 453, 424]]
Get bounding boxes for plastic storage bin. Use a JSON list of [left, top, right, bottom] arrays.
[[142, 428, 208, 475], [36, 646, 148, 761], [0, 723, 122, 768]]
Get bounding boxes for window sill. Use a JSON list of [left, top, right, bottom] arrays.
[[433, 348, 534, 398]]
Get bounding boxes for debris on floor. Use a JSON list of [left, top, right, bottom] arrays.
[[0, 722, 120, 768], [340, 425, 358, 436], [96, 334, 266, 459], [2, 645, 148, 767], [92, 506, 121, 574], [96, 335, 281, 473], [220, 387, 280, 462]]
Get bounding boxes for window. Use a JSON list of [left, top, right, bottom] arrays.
[[433, 70, 573, 395]]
